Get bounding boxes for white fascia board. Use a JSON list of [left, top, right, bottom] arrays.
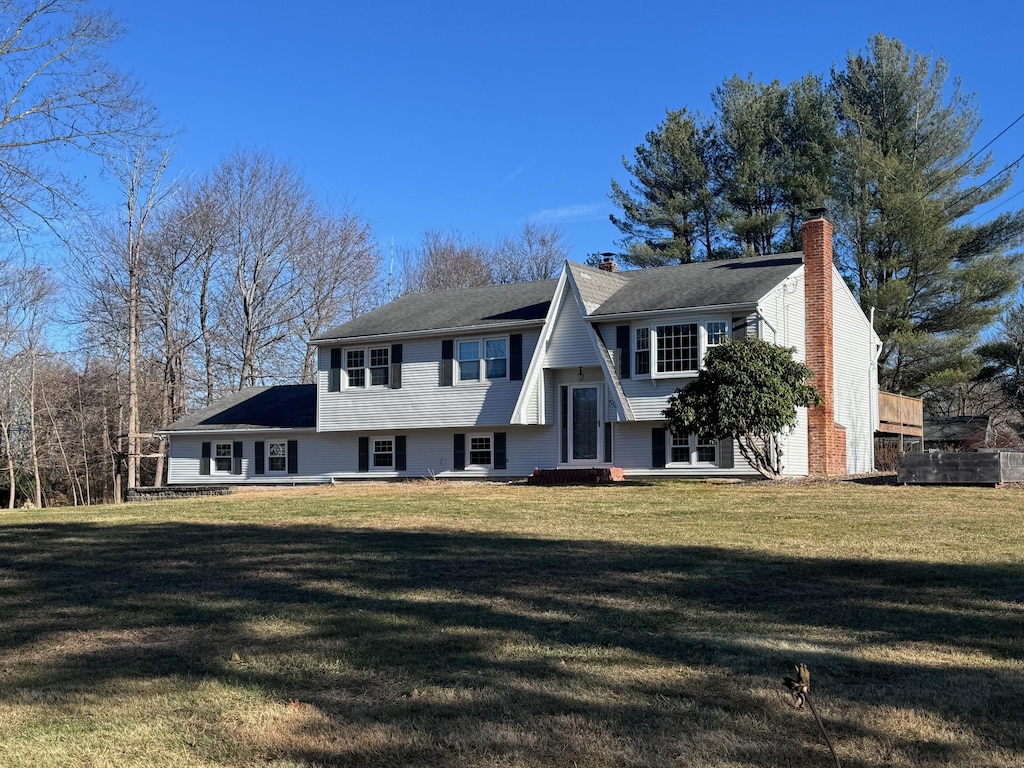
[[158, 428, 317, 437], [511, 267, 569, 424], [311, 319, 545, 347], [590, 302, 760, 323], [565, 268, 635, 422]]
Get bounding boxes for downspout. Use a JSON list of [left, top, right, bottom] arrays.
[[869, 306, 879, 470]]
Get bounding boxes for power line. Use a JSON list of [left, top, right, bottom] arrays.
[[936, 150, 1024, 223], [968, 186, 1024, 226]]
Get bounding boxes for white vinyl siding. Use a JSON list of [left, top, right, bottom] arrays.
[[832, 267, 879, 474], [167, 427, 559, 483], [316, 332, 540, 432], [545, 293, 595, 367]]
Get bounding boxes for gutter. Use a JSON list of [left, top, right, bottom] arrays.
[[157, 427, 318, 437], [590, 302, 760, 323], [312, 318, 546, 346]]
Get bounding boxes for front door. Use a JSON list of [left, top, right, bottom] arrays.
[[569, 385, 600, 462]]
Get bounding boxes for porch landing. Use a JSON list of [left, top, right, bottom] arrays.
[[527, 467, 625, 485]]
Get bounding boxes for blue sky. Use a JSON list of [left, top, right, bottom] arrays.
[[99, 0, 1024, 263]]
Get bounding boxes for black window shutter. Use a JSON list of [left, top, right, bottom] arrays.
[[616, 325, 631, 379], [287, 440, 298, 474], [441, 340, 453, 386], [718, 438, 734, 469], [358, 436, 369, 472], [329, 348, 342, 392], [651, 428, 666, 469], [604, 422, 612, 463], [232, 441, 243, 475], [732, 314, 758, 340], [453, 433, 466, 470], [391, 344, 403, 389], [200, 442, 211, 475], [254, 441, 265, 475], [494, 432, 507, 470], [559, 386, 568, 464], [509, 334, 523, 381], [395, 435, 407, 471]]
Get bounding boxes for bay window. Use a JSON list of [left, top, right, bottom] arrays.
[[634, 319, 730, 377]]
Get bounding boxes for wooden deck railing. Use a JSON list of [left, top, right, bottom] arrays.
[[877, 392, 924, 436]]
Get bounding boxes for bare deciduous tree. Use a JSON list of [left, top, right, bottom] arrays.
[[295, 208, 380, 381], [402, 229, 493, 293], [0, 0, 157, 233], [492, 221, 569, 283]]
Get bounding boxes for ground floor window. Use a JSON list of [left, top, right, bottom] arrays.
[[214, 442, 233, 473], [373, 437, 394, 469], [668, 433, 718, 467], [468, 434, 493, 467], [268, 441, 287, 472]]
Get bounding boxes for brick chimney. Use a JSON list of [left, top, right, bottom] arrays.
[[802, 210, 847, 476], [597, 253, 618, 273]]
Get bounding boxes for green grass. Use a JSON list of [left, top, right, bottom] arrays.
[[0, 480, 1021, 767]]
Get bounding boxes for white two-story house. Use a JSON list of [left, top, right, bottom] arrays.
[[162, 215, 880, 483]]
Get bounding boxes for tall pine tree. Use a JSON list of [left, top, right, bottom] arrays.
[[609, 109, 717, 266], [831, 34, 1024, 392]]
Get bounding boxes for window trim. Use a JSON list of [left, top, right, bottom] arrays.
[[666, 432, 719, 468], [344, 345, 390, 389], [453, 335, 509, 384], [467, 432, 494, 468], [213, 441, 233, 474], [267, 440, 288, 474], [370, 435, 395, 471], [634, 318, 731, 379]]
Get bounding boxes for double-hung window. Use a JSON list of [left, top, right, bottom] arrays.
[[668, 433, 718, 467], [635, 328, 650, 376], [456, 337, 508, 382], [457, 340, 480, 381], [372, 437, 394, 469], [346, 347, 389, 388], [214, 442, 233, 473], [468, 434, 493, 467], [268, 440, 287, 472]]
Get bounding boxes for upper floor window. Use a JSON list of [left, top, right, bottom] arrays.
[[346, 346, 389, 388], [656, 323, 699, 373], [457, 337, 508, 383], [634, 320, 729, 378], [635, 327, 650, 376]]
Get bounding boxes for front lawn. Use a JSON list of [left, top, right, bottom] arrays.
[[0, 480, 1021, 767]]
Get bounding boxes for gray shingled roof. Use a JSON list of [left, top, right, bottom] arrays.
[[589, 253, 803, 316], [314, 279, 558, 343], [312, 254, 803, 344], [567, 262, 629, 314], [162, 384, 316, 432]]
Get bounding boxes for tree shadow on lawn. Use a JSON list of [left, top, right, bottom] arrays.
[[0, 521, 1021, 767]]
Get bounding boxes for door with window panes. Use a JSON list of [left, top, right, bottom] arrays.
[[568, 384, 602, 463]]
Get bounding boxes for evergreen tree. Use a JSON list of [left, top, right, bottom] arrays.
[[609, 109, 717, 266], [977, 305, 1024, 436], [831, 34, 1024, 393]]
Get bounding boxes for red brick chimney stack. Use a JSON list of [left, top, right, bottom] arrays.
[[802, 209, 847, 476], [597, 254, 618, 273]]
